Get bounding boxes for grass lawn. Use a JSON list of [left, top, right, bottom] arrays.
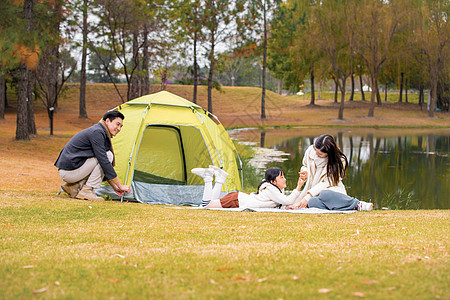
[[0, 193, 448, 299], [0, 84, 448, 299]]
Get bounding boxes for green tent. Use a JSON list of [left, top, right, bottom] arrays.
[[97, 91, 243, 205]]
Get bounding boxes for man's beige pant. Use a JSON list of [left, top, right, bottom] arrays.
[[59, 151, 114, 188]]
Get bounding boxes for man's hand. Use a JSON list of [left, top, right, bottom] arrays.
[[108, 177, 131, 197]]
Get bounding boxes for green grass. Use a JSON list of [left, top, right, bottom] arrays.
[[1, 192, 448, 299]]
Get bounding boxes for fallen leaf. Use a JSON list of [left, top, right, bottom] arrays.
[[54, 281, 60, 286], [352, 292, 364, 297], [107, 278, 119, 283], [258, 278, 268, 282], [1, 223, 14, 226], [362, 280, 379, 285], [336, 266, 343, 271], [33, 287, 48, 294], [388, 271, 396, 275], [145, 265, 154, 269], [20, 265, 35, 269], [210, 279, 217, 285], [217, 267, 233, 272], [292, 276, 299, 280], [388, 287, 397, 291], [233, 276, 251, 281], [115, 254, 125, 258], [318, 288, 331, 294]]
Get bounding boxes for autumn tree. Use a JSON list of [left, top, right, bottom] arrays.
[[171, 0, 206, 104], [413, 0, 449, 117], [35, 0, 76, 135], [67, 0, 95, 118], [353, 0, 412, 117], [267, 2, 302, 94], [198, 0, 251, 113], [314, 0, 355, 120]]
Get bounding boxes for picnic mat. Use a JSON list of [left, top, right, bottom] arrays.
[[167, 206, 356, 214]]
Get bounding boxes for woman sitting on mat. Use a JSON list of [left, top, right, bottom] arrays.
[[191, 166, 306, 209], [286, 134, 373, 211]]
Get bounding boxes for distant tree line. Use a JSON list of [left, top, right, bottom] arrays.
[[0, 0, 448, 140]]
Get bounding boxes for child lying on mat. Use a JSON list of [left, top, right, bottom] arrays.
[[191, 166, 305, 209]]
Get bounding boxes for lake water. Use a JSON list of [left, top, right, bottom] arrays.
[[230, 128, 450, 210]]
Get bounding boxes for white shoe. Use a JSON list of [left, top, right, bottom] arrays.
[[357, 201, 373, 211], [191, 167, 214, 178], [209, 165, 229, 182]]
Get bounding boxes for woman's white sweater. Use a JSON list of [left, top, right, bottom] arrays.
[[296, 145, 346, 203]]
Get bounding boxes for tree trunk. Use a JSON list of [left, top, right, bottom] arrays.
[[398, 72, 404, 103], [384, 82, 388, 102], [405, 78, 408, 103], [277, 79, 282, 95], [27, 70, 36, 135], [16, 63, 29, 140], [429, 72, 437, 118], [48, 109, 54, 136], [419, 83, 424, 108], [16, 0, 34, 141], [261, 3, 267, 120], [318, 80, 322, 100], [349, 73, 354, 101], [0, 74, 5, 120], [130, 31, 140, 100], [193, 32, 198, 104], [141, 23, 149, 96], [207, 34, 215, 113], [79, 0, 88, 118], [310, 67, 315, 105], [360, 74, 365, 101], [376, 80, 381, 105], [338, 77, 346, 120], [368, 75, 376, 117], [334, 79, 338, 103]]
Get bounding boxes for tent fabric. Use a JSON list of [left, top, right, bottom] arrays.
[[98, 91, 242, 205]]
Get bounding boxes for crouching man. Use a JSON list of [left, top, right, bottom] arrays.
[[55, 110, 131, 201]]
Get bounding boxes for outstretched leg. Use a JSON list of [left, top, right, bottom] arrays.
[[210, 165, 229, 200], [191, 167, 214, 207], [308, 190, 359, 211]]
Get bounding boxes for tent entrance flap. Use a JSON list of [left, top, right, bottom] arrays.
[[133, 125, 186, 185]]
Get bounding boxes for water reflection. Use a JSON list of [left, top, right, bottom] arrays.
[[233, 129, 450, 210]]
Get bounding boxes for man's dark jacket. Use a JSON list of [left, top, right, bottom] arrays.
[[54, 123, 117, 180]]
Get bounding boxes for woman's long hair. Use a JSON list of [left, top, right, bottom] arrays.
[[256, 167, 283, 193], [314, 134, 348, 186]]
